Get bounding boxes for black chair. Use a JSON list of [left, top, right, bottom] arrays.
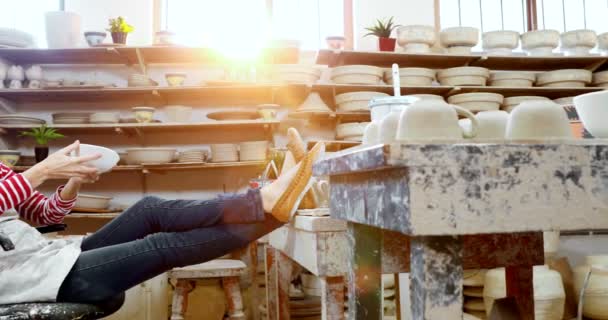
[[0, 224, 125, 320]]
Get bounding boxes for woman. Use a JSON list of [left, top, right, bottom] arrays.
[[0, 130, 321, 304]]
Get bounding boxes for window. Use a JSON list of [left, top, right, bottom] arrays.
[[536, 0, 608, 33], [160, 0, 344, 54], [0, 1, 60, 48]]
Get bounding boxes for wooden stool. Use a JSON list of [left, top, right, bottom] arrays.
[[168, 259, 247, 320]]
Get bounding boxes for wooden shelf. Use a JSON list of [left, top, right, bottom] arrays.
[[0, 47, 299, 65], [289, 111, 370, 122], [0, 120, 279, 132], [13, 161, 267, 173], [313, 83, 454, 96], [317, 50, 608, 71], [448, 86, 603, 99], [66, 213, 121, 219]]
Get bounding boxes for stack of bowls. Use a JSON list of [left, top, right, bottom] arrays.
[[239, 141, 268, 161], [592, 71, 608, 88], [560, 29, 597, 56], [177, 150, 207, 163], [334, 91, 389, 112], [271, 65, 321, 84], [210, 144, 239, 163], [53, 112, 91, 124], [437, 67, 490, 86], [521, 30, 560, 56], [536, 69, 592, 87], [448, 93, 504, 113], [336, 122, 370, 141], [482, 30, 520, 55], [125, 148, 176, 165], [331, 65, 383, 84], [385, 67, 435, 86], [128, 74, 157, 87], [440, 27, 479, 54], [489, 71, 536, 87], [463, 269, 488, 320], [90, 112, 119, 124], [396, 25, 437, 53]]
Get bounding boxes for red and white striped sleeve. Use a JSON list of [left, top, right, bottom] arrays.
[[0, 164, 76, 225]]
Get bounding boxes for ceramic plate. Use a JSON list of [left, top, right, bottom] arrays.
[[206, 110, 260, 121]]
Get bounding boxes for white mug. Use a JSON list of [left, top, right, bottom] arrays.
[[468, 110, 509, 139], [506, 100, 572, 139], [396, 99, 478, 140]]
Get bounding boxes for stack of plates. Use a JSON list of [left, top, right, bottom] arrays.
[[128, 74, 158, 87], [177, 150, 207, 163], [53, 113, 91, 124], [90, 112, 119, 124], [0, 115, 45, 125], [210, 144, 239, 163], [239, 141, 268, 161], [0, 28, 35, 48]]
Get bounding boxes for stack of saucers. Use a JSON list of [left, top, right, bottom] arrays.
[[177, 150, 207, 163], [53, 112, 91, 124]]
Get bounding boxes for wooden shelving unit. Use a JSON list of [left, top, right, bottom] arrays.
[[13, 161, 267, 174], [316, 49, 608, 71]]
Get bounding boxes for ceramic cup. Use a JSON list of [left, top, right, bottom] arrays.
[[396, 99, 478, 140], [474, 110, 509, 139], [506, 100, 573, 139]]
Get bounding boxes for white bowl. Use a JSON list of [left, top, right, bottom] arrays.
[[164, 105, 193, 122], [574, 90, 608, 138], [0, 150, 20, 168], [561, 29, 597, 53], [536, 69, 592, 87], [76, 144, 119, 173], [396, 25, 436, 53], [440, 27, 479, 48], [271, 65, 322, 84], [331, 65, 383, 84], [336, 122, 370, 139], [521, 29, 560, 54], [165, 73, 186, 87], [482, 30, 519, 51], [74, 193, 112, 210], [489, 71, 536, 87], [84, 31, 106, 47], [448, 92, 504, 112], [334, 91, 389, 112], [437, 67, 489, 86], [385, 67, 435, 86], [125, 148, 176, 165]]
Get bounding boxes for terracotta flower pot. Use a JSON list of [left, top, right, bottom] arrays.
[[379, 37, 396, 52], [111, 32, 128, 44], [35, 146, 49, 163]]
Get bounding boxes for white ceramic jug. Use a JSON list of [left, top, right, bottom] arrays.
[[506, 100, 573, 139], [396, 99, 478, 140]]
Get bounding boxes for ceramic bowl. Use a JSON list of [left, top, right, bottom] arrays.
[[132, 106, 156, 123], [440, 27, 479, 49], [561, 29, 597, 55], [574, 90, 608, 138], [592, 71, 608, 87], [503, 96, 550, 113], [599, 32, 608, 51], [90, 112, 119, 124], [165, 73, 186, 86], [211, 144, 239, 162], [506, 100, 573, 139], [84, 31, 106, 46], [334, 91, 389, 112], [396, 25, 437, 53], [489, 71, 536, 87], [164, 105, 193, 122], [448, 92, 504, 112], [77, 144, 120, 173], [536, 69, 592, 87], [385, 67, 435, 86], [0, 150, 20, 168], [239, 141, 268, 161], [126, 148, 176, 165], [437, 67, 490, 86], [331, 65, 383, 84], [482, 30, 519, 52], [521, 29, 560, 55], [271, 65, 322, 84], [74, 194, 112, 210], [336, 122, 370, 141]]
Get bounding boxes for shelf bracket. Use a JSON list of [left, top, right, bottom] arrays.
[[446, 87, 462, 97], [135, 48, 147, 75], [587, 59, 608, 72], [0, 98, 16, 114]]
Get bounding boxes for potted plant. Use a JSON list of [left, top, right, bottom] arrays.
[[107, 16, 134, 45], [20, 125, 65, 162], [364, 17, 398, 52]]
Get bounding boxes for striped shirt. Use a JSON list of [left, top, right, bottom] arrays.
[[0, 163, 76, 224]]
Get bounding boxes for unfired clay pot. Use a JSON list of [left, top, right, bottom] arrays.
[[573, 255, 608, 320], [536, 69, 592, 88], [331, 65, 383, 84], [396, 25, 437, 53], [437, 67, 489, 86], [521, 29, 560, 56]]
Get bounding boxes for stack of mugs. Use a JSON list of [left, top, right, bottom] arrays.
[[463, 269, 488, 319], [177, 150, 207, 163]]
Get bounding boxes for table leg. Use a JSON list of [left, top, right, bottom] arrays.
[[222, 276, 246, 320], [170, 280, 194, 320], [410, 236, 463, 320], [265, 246, 292, 320], [346, 222, 383, 320], [321, 276, 345, 320], [505, 265, 535, 320]]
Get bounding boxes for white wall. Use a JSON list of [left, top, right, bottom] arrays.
[[354, 0, 436, 51]]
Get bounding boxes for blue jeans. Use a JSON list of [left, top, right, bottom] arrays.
[[57, 189, 282, 302]]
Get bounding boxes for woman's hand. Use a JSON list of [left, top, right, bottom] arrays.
[[22, 141, 102, 189]]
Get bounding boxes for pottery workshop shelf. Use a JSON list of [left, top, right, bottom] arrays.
[[317, 49, 608, 71], [0, 120, 280, 133], [0, 85, 308, 106], [0, 47, 299, 66], [13, 161, 267, 174], [313, 141, 608, 319]]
